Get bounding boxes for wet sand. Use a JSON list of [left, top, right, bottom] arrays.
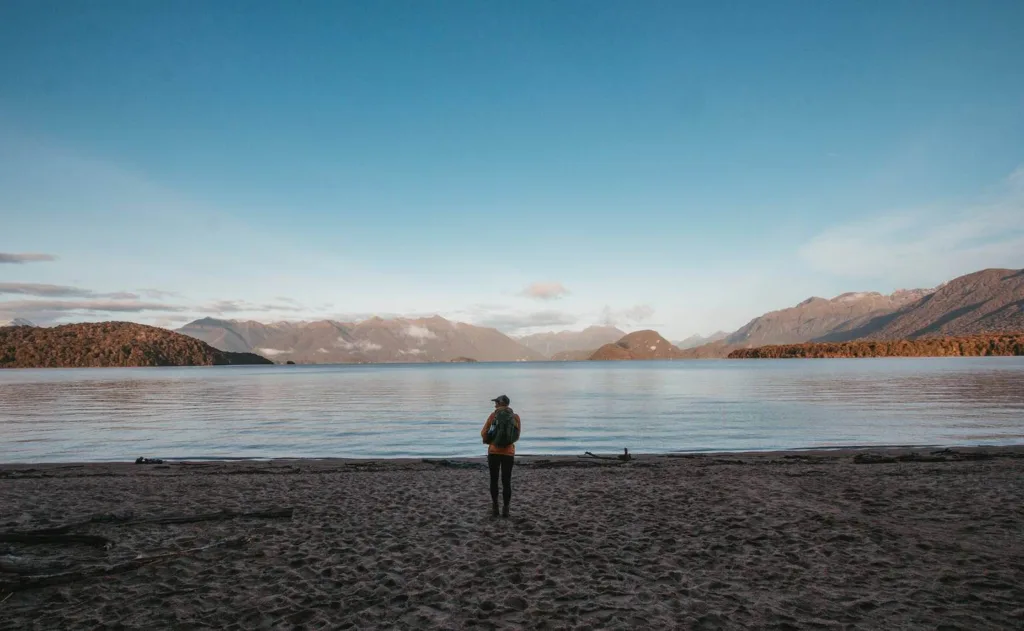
[[1, 447, 1023, 629]]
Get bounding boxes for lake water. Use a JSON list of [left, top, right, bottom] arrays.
[[1, 359, 1023, 463]]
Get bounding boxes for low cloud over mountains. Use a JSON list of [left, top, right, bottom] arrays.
[[0, 252, 57, 264]]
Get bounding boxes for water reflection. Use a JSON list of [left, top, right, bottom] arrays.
[[0, 359, 1022, 462]]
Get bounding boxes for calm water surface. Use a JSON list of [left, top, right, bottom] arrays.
[[1, 359, 1023, 462]]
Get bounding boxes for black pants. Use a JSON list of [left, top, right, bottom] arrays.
[[488, 454, 514, 505]]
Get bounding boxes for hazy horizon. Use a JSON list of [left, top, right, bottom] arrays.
[[2, 2, 1023, 339]]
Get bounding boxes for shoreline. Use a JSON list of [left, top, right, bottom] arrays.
[[4, 443, 1024, 469]]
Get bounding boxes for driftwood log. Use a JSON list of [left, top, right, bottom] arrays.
[[526, 449, 635, 469], [422, 459, 485, 470], [0, 536, 250, 593], [0, 534, 111, 548], [120, 508, 294, 527], [579, 448, 632, 462], [529, 460, 621, 469], [7, 508, 294, 537], [0, 556, 73, 576]]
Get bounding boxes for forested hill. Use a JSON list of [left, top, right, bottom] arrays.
[[0, 322, 273, 368]]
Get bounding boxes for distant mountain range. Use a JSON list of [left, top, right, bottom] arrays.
[[177, 316, 544, 363], [567, 267, 1023, 360], [4, 267, 1020, 365], [683, 268, 1024, 357], [818, 268, 1024, 341], [680, 288, 932, 357], [515, 326, 625, 357], [725, 288, 933, 346], [172, 268, 1023, 363], [675, 331, 728, 349]]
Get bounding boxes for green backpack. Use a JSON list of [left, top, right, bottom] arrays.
[[489, 408, 519, 448]]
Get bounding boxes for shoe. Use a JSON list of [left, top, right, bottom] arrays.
[[502, 504, 510, 518], [492, 502, 500, 518]]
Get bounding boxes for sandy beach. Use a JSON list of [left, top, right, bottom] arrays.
[[1, 447, 1022, 630]]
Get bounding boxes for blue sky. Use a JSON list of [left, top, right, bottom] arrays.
[[2, 1, 1023, 338]]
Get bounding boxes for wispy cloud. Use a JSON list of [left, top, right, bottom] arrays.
[[0, 299, 188, 313], [600, 304, 655, 327], [1009, 165, 1024, 190], [799, 166, 1024, 286], [201, 300, 305, 314], [0, 291, 315, 327], [254, 347, 292, 357], [0, 282, 139, 299], [474, 310, 578, 333], [138, 288, 180, 299], [522, 281, 570, 301], [329, 311, 441, 323], [0, 252, 57, 264], [0, 299, 188, 317], [149, 315, 194, 328]]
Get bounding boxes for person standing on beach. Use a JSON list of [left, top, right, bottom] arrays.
[[481, 394, 521, 518]]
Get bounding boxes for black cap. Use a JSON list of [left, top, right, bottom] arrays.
[[491, 394, 510, 406]]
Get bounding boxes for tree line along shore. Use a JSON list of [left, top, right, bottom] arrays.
[[728, 333, 1024, 359]]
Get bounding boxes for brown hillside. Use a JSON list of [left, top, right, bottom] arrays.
[[589, 330, 685, 361], [680, 288, 931, 358], [728, 333, 1024, 359], [683, 268, 1024, 358], [822, 269, 1024, 341], [0, 322, 273, 368], [724, 289, 930, 347]]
